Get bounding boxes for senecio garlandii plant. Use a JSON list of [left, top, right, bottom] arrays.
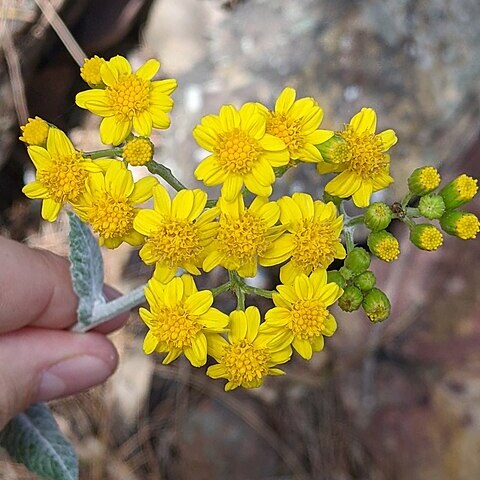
[[20, 55, 479, 392]]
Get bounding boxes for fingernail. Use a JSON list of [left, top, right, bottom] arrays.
[[37, 355, 113, 402]]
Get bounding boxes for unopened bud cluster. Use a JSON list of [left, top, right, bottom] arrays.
[[330, 248, 390, 322]]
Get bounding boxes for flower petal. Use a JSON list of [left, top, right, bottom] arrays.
[[325, 171, 362, 198], [378, 129, 397, 151], [47, 128, 75, 156], [275, 87, 296, 113], [221, 175, 243, 202], [245, 306, 261, 342], [228, 310, 247, 343], [184, 290, 213, 316], [349, 107, 377, 134], [130, 177, 157, 204], [352, 182, 373, 208], [22, 181, 49, 199], [292, 337, 313, 360], [134, 209, 162, 235], [133, 111, 153, 137], [136, 59, 160, 80], [184, 333, 207, 367], [143, 330, 158, 354], [41, 198, 61, 222]]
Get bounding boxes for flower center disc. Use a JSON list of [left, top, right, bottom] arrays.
[[267, 113, 303, 156], [292, 219, 338, 270], [214, 128, 261, 174], [106, 74, 150, 121], [289, 299, 328, 339], [217, 212, 269, 262], [89, 193, 136, 239], [38, 152, 87, 203], [222, 340, 270, 386], [148, 217, 202, 266], [341, 126, 386, 179], [153, 306, 202, 349]]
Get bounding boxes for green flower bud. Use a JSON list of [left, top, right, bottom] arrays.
[[344, 247, 371, 274], [316, 135, 351, 165], [439, 174, 478, 209], [338, 286, 363, 312], [367, 230, 400, 262], [339, 266, 355, 281], [364, 202, 392, 231], [418, 194, 445, 220], [410, 224, 443, 251], [353, 271, 376, 291], [362, 288, 391, 323], [440, 211, 479, 240], [408, 166, 441, 196], [327, 270, 346, 289]]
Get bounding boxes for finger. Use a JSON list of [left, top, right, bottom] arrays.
[[0, 237, 132, 333], [92, 285, 131, 334], [0, 328, 118, 429], [0, 237, 78, 332]]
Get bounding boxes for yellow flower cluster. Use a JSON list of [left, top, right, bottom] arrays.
[[20, 54, 478, 391]]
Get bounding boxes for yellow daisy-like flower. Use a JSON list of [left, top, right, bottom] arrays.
[[141, 274, 229, 367], [76, 55, 177, 146], [19, 116, 50, 146], [320, 108, 397, 207], [193, 103, 289, 202], [80, 55, 106, 87], [22, 128, 101, 222], [202, 195, 287, 277], [263, 270, 343, 360], [257, 87, 333, 163], [133, 184, 219, 283], [261, 193, 346, 284], [73, 161, 157, 248], [206, 306, 291, 391]]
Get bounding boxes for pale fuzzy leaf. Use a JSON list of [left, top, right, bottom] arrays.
[[0, 403, 78, 480], [67, 212, 105, 324]]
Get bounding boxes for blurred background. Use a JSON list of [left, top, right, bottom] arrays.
[[0, 0, 479, 478]]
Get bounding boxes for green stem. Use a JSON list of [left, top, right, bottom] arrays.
[[401, 192, 414, 209], [211, 281, 232, 297], [344, 226, 356, 253], [146, 160, 219, 208], [229, 271, 246, 310], [147, 160, 187, 191], [84, 148, 123, 159], [71, 284, 146, 333], [243, 285, 274, 299], [339, 202, 356, 253], [345, 215, 364, 227]]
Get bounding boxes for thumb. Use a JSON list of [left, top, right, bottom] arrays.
[[0, 328, 118, 429]]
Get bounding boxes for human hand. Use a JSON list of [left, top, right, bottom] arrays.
[[0, 236, 128, 429]]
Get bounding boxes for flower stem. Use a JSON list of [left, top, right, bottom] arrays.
[[211, 281, 232, 297], [243, 285, 274, 299], [229, 271, 246, 310], [84, 148, 123, 159], [401, 192, 414, 209], [345, 215, 364, 227], [147, 160, 187, 191], [71, 284, 146, 333]]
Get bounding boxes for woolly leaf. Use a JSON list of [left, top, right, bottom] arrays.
[[68, 212, 105, 325], [0, 403, 78, 480]]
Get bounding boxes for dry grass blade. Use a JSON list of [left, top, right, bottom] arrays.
[[33, 0, 86, 66], [1, 2, 29, 125]]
